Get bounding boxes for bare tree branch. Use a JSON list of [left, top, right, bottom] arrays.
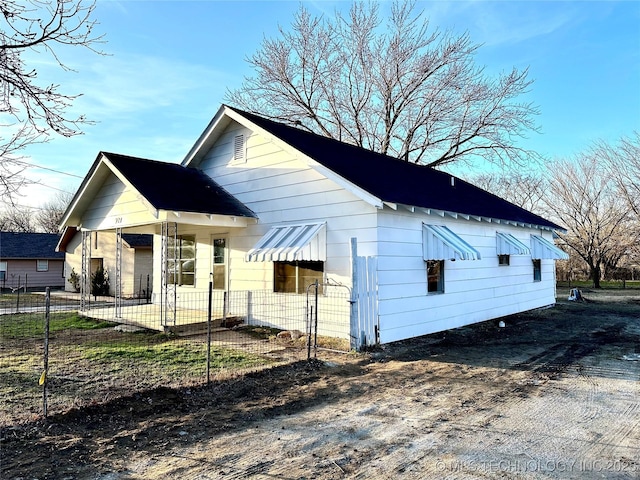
[[0, 0, 105, 201], [0, 203, 36, 232], [543, 154, 638, 288], [598, 132, 640, 216], [35, 190, 72, 232], [226, 0, 540, 168]]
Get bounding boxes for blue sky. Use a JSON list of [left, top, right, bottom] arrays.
[[14, 0, 640, 208]]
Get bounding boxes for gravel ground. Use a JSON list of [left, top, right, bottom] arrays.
[[2, 288, 639, 479]]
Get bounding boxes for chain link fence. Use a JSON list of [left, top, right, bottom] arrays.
[[0, 284, 351, 426]]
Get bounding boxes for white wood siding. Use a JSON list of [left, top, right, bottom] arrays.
[[376, 209, 558, 344], [144, 117, 561, 344], [81, 173, 158, 230], [197, 121, 378, 293], [64, 231, 152, 297], [133, 250, 153, 296]]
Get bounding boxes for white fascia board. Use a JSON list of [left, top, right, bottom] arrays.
[[181, 105, 230, 167], [101, 156, 160, 220], [307, 159, 384, 208], [221, 110, 384, 209], [161, 211, 254, 227], [59, 154, 111, 229], [399, 204, 415, 213], [411, 205, 557, 232]]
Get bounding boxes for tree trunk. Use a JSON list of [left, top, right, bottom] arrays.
[[591, 264, 602, 288]]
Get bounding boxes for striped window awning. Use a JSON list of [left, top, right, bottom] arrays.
[[422, 224, 481, 261], [530, 235, 569, 260], [245, 222, 326, 262], [496, 232, 531, 255]]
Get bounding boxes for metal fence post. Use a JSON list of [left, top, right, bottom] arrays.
[[16, 275, 20, 313], [207, 278, 213, 384], [247, 291, 252, 324], [42, 287, 50, 419], [313, 280, 319, 359], [223, 291, 228, 325]]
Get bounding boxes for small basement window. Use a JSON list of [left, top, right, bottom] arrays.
[[37, 259, 49, 272], [274, 261, 323, 294], [498, 254, 510, 266], [533, 259, 542, 282], [427, 260, 444, 293]]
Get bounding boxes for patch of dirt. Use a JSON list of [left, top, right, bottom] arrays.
[[2, 289, 640, 479]]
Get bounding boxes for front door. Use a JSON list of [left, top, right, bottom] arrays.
[[212, 237, 227, 290]]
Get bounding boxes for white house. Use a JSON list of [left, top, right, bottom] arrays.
[[58, 105, 568, 349]]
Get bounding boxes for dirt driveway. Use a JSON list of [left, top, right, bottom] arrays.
[[2, 289, 639, 479]]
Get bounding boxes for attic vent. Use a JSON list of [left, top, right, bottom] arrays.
[[234, 134, 245, 161]]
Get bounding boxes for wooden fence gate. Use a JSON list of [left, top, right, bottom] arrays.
[[350, 238, 379, 350]]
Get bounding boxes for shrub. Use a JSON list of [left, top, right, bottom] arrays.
[[91, 267, 110, 297], [68, 268, 81, 292]]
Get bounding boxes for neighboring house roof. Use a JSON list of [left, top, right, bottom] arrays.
[[121, 234, 153, 248], [103, 153, 256, 218], [222, 106, 563, 231], [0, 232, 65, 259]]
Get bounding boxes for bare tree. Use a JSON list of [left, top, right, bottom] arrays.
[[35, 191, 72, 233], [470, 171, 547, 214], [0, 204, 36, 232], [1, 0, 104, 202], [598, 132, 640, 216], [227, 0, 540, 168], [544, 154, 637, 288]]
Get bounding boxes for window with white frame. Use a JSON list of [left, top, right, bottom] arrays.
[[37, 259, 49, 272], [533, 259, 542, 282], [0, 261, 6, 281], [168, 235, 196, 286], [212, 237, 227, 290]]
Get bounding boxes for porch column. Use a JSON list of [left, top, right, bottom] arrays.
[[80, 230, 91, 312], [115, 227, 123, 318], [160, 221, 177, 328]]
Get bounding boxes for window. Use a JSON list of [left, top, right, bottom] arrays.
[[0, 261, 6, 281], [168, 235, 196, 286], [274, 261, 323, 294], [533, 259, 542, 282], [212, 237, 226, 290], [37, 259, 49, 272], [498, 254, 510, 266], [427, 260, 444, 293]]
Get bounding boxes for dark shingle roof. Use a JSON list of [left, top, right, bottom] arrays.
[[122, 234, 153, 248], [227, 106, 562, 230], [0, 232, 65, 259], [102, 152, 256, 218]]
